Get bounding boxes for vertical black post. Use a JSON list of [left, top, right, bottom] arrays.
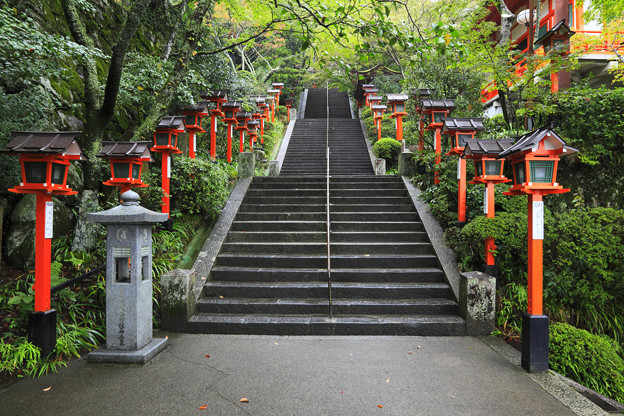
[[521, 312, 549, 373], [28, 309, 57, 358]]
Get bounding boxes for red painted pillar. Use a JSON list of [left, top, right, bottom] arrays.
[[377, 118, 382, 141], [551, 72, 559, 93], [239, 130, 245, 153], [418, 119, 425, 151], [210, 113, 217, 159], [188, 131, 196, 159], [249, 133, 254, 150], [34, 192, 53, 312], [527, 193, 544, 315], [396, 115, 403, 141], [286, 107, 290, 122], [485, 181, 496, 266], [271, 101, 275, 123], [120, 184, 132, 194], [434, 127, 442, 185], [260, 118, 264, 137], [458, 158, 466, 223], [226, 123, 233, 163], [161, 153, 170, 216]]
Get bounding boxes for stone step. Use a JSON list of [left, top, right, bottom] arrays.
[[331, 221, 424, 232], [330, 204, 414, 213], [203, 281, 453, 299], [230, 220, 326, 232], [196, 297, 458, 315], [209, 266, 445, 283], [331, 231, 427, 242], [330, 212, 419, 222], [188, 314, 466, 336], [226, 231, 326, 243]]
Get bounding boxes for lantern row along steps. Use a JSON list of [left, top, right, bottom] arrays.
[[188, 175, 464, 335]]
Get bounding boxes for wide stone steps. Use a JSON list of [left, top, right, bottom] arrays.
[[188, 92, 465, 336]]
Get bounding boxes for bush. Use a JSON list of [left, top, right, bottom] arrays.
[[372, 138, 401, 161], [550, 323, 624, 403], [170, 156, 229, 219]]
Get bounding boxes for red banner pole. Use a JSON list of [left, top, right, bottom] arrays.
[[527, 192, 544, 315], [34, 192, 53, 312], [458, 158, 466, 223]]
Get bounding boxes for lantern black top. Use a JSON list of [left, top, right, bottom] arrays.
[[236, 112, 253, 121], [420, 99, 455, 111], [442, 118, 485, 132], [362, 84, 375, 89], [535, 19, 575, 48], [365, 88, 379, 94], [97, 141, 153, 161], [267, 89, 281, 94], [201, 90, 228, 101], [178, 102, 210, 114], [271, 82, 284, 88], [2, 131, 85, 159], [371, 104, 387, 112], [497, 125, 578, 159], [223, 101, 242, 110], [462, 138, 515, 158], [386, 93, 409, 104], [410, 88, 435, 99], [368, 95, 383, 102], [156, 116, 186, 132], [249, 95, 266, 104]]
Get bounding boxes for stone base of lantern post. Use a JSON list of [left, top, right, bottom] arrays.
[[88, 337, 168, 364], [398, 152, 415, 176], [238, 151, 255, 178], [459, 271, 496, 336], [522, 313, 549, 373], [28, 309, 57, 358], [374, 159, 386, 175]]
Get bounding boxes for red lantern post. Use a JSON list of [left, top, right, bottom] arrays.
[[247, 119, 260, 150], [267, 89, 280, 122], [443, 118, 485, 224], [363, 86, 378, 108], [221, 101, 242, 162], [179, 102, 209, 159], [370, 104, 386, 142], [284, 97, 294, 122], [98, 141, 152, 194], [201, 90, 228, 159], [271, 82, 284, 108], [499, 126, 578, 373], [235, 112, 252, 153], [2, 131, 85, 356], [462, 138, 514, 275], [534, 19, 575, 92], [421, 99, 455, 185], [386, 94, 409, 142], [152, 116, 185, 218], [411, 89, 435, 151]]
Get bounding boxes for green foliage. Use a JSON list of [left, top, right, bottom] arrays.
[[544, 208, 624, 341], [550, 323, 624, 403], [493, 282, 527, 338], [372, 138, 401, 161], [170, 156, 229, 219]]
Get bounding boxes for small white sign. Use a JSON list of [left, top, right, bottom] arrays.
[[214, 120, 217, 133], [457, 159, 461, 180], [45, 201, 53, 239], [167, 154, 171, 179], [483, 188, 488, 215], [230, 125, 233, 138], [533, 201, 544, 240], [193, 136, 196, 153]]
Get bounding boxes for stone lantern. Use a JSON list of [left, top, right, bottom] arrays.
[[87, 191, 168, 364], [386, 94, 409, 142], [267, 89, 280, 122], [98, 141, 152, 194], [462, 138, 514, 275], [364, 87, 379, 107], [498, 126, 578, 373], [443, 117, 486, 225], [271, 82, 284, 106], [247, 119, 260, 150], [1, 131, 84, 357], [201, 90, 228, 159], [368, 94, 382, 110], [284, 97, 294, 122], [421, 99, 455, 185]]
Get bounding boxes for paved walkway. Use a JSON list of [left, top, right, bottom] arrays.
[[0, 333, 605, 416]]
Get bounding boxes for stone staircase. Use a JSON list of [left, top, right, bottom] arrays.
[[187, 87, 465, 335]]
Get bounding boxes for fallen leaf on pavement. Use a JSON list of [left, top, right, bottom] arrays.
[[417, 345, 421, 349], [378, 404, 383, 408], [386, 378, 389, 383], [43, 386, 51, 392], [409, 351, 413, 354], [205, 354, 211, 358], [274, 342, 279, 345], [199, 405, 208, 410], [240, 398, 249, 403]]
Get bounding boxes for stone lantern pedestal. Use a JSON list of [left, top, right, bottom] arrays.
[[86, 191, 169, 364]]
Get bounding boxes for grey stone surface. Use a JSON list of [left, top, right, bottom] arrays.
[[398, 152, 416, 176], [298, 89, 308, 119], [87, 191, 167, 353], [186, 177, 252, 304], [402, 177, 461, 300], [360, 119, 378, 172], [274, 119, 296, 171], [374, 158, 386, 175], [71, 190, 101, 252], [459, 271, 496, 335], [1, 334, 587, 416], [161, 269, 196, 332], [268, 160, 279, 176], [237, 151, 255, 178], [88, 337, 168, 365]]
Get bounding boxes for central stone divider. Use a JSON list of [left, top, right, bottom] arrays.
[[188, 175, 465, 335]]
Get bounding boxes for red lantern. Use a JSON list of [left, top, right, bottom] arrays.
[[201, 90, 228, 158], [152, 116, 185, 218], [98, 141, 152, 194], [221, 101, 242, 163], [235, 112, 252, 153], [386, 94, 409, 142], [179, 102, 209, 159]]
